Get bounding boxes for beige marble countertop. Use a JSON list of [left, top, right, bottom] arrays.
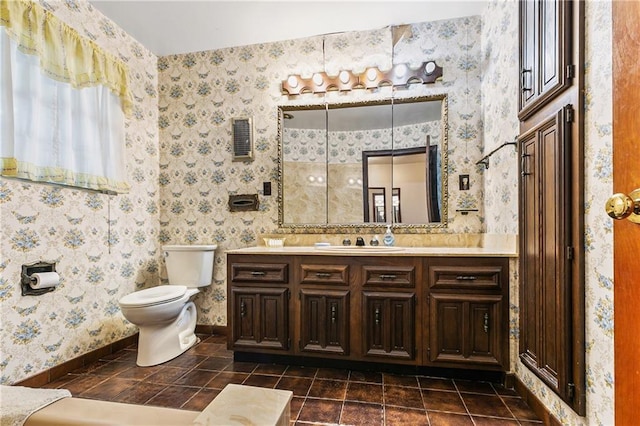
[[227, 245, 517, 257]]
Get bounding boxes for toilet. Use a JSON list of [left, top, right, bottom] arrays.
[[118, 244, 217, 366]]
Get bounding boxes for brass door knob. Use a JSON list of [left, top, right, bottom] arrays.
[[606, 189, 640, 223]]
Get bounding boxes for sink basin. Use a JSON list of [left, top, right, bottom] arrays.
[[314, 245, 405, 253]]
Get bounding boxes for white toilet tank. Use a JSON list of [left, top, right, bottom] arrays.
[[163, 245, 217, 287]]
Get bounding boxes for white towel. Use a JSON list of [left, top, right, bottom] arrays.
[[0, 385, 71, 426]]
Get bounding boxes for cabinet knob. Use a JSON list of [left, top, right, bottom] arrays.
[[331, 305, 337, 324], [374, 307, 381, 325], [240, 301, 246, 317], [605, 188, 640, 223], [483, 312, 489, 333]]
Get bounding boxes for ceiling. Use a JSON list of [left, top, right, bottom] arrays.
[[89, 1, 488, 56]]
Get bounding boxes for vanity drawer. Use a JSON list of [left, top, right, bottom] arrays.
[[230, 263, 289, 284], [300, 264, 349, 286], [428, 264, 504, 291], [362, 265, 415, 288]]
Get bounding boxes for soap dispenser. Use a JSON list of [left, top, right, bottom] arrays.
[[383, 224, 395, 246]]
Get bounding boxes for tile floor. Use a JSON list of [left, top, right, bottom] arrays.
[[42, 335, 542, 425]]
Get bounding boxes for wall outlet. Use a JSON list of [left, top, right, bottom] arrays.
[[263, 181, 272, 196], [459, 174, 470, 190]]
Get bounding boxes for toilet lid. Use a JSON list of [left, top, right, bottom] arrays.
[[119, 285, 187, 308]]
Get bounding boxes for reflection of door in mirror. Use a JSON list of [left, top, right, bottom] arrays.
[[392, 188, 401, 223], [366, 187, 386, 222], [363, 146, 439, 224]]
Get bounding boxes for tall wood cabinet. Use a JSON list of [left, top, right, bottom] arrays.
[[517, 0, 585, 415]]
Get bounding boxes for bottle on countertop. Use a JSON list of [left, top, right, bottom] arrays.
[[383, 224, 395, 246]]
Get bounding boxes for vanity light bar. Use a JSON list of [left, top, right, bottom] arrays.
[[282, 61, 443, 96]]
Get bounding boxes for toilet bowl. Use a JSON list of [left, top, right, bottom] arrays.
[[118, 244, 217, 366]]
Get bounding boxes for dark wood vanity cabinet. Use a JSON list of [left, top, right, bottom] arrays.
[[425, 258, 509, 370], [518, 0, 573, 120], [228, 253, 509, 372]]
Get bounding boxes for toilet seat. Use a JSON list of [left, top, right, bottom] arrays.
[[119, 285, 187, 308]]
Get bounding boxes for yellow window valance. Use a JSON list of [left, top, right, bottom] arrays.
[[0, 0, 132, 115]]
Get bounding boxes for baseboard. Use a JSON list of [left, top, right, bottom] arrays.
[[514, 376, 562, 426], [195, 324, 227, 336], [15, 333, 139, 387]]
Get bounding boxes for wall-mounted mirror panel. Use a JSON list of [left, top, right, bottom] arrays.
[[278, 95, 448, 231]]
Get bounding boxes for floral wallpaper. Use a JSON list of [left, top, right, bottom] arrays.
[[0, 0, 158, 384], [482, 1, 615, 424]]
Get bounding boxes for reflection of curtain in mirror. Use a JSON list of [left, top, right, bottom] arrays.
[[426, 144, 441, 222]]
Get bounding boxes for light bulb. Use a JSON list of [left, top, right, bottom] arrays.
[[339, 71, 350, 84], [425, 61, 436, 75], [287, 75, 298, 88], [367, 68, 378, 81], [394, 64, 407, 78], [313, 73, 324, 86]]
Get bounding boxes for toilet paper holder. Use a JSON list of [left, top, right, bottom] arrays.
[[21, 261, 57, 296]]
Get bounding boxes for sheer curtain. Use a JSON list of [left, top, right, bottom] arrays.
[[0, 0, 130, 193]]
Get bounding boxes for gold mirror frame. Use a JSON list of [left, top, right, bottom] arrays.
[[277, 94, 449, 234]]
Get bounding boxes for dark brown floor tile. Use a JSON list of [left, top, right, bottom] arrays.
[[348, 370, 383, 384], [427, 411, 474, 426], [316, 367, 350, 381], [146, 385, 199, 409], [41, 374, 80, 389], [284, 365, 317, 378], [201, 334, 226, 344], [340, 401, 383, 426], [307, 378, 347, 400], [143, 366, 190, 384], [492, 384, 520, 396], [418, 376, 457, 391], [519, 421, 544, 425], [89, 361, 135, 377], [213, 348, 234, 358], [276, 376, 314, 397], [242, 373, 280, 388], [345, 382, 383, 404], [181, 387, 220, 411], [254, 363, 288, 375], [221, 360, 257, 373], [100, 349, 138, 363], [164, 354, 207, 369], [422, 388, 467, 413], [383, 373, 419, 388], [173, 369, 219, 387], [112, 382, 166, 404], [60, 375, 108, 396], [461, 393, 513, 418], [454, 379, 497, 395], [196, 356, 233, 371], [188, 342, 226, 356], [116, 365, 163, 380], [473, 416, 520, 425], [502, 396, 539, 421], [205, 372, 249, 389], [79, 377, 138, 400], [69, 360, 109, 375], [385, 406, 429, 426], [384, 385, 424, 408], [289, 397, 305, 422], [297, 398, 343, 424]]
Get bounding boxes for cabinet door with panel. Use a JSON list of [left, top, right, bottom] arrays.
[[230, 287, 289, 351], [362, 291, 415, 360], [299, 289, 349, 355], [428, 293, 503, 368], [519, 106, 574, 404], [519, 0, 573, 120]]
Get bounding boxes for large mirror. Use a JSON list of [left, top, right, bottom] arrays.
[[278, 95, 448, 231]]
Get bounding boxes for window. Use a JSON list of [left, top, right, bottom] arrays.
[[0, 1, 131, 193]]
